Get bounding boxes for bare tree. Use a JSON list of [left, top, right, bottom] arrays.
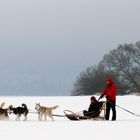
[[71, 65, 122, 96], [72, 41, 140, 96], [101, 42, 140, 93]]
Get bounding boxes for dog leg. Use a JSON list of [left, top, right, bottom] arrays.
[[51, 116, 54, 121], [16, 114, 20, 121], [49, 115, 54, 121], [23, 115, 27, 121], [18, 115, 20, 121], [16, 116, 18, 121], [37, 113, 40, 121], [38, 114, 40, 121], [44, 114, 47, 121], [6, 116, 9, 120], [40, 113, 43, 121], [38, 114, 42, 121]]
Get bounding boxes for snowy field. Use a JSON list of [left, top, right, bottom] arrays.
[[0, 95, 140, 140]]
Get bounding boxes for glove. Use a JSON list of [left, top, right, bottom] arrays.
[[98, 97, 101, 101], [98, 95, 103, 101]]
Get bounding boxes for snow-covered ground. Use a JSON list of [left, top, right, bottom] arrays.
[[0, 95, 140, 140]]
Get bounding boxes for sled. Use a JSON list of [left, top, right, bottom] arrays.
[[64, 101, 106, 121]]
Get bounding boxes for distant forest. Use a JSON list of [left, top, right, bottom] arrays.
[[72, 41, 140, 96]]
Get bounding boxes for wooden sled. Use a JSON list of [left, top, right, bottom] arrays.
[[64, 101, 106, 121]]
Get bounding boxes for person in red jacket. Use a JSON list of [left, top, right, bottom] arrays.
[[99, 77, 117, 121]]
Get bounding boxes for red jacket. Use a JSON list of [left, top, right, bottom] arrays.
[[101, 77, 117, 101]]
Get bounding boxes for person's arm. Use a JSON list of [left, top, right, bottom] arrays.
[[98, 88, 106, 101]]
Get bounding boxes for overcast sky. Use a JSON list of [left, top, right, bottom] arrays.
[[0, 0, 140, 96]]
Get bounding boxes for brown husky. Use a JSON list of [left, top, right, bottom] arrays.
[[0, 102, 9, 120], [35, 103, 59, 121]]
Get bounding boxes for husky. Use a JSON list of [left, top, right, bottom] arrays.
[[35, 103, 59, 121], [0, 102, 9, 120], [9, 103, 29, 121]]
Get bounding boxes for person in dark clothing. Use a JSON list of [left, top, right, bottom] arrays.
[[98, 77, 117, 121], [83, 96, 103, 117]]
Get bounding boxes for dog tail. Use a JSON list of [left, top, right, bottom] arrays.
[[22, 103, 28, 109], [51, 105, 59, 110]]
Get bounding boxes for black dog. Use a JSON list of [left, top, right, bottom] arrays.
[[9, 103, 28, 121]]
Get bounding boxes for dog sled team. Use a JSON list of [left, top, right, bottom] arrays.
[[0, 102, 59, 121], [0, 77, 117, 121], [0, 98, 105, 121]]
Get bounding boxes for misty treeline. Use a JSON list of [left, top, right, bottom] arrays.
[[72, 41, 140, 96]]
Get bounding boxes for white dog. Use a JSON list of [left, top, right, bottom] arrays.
[[35, 103, 59, 121]]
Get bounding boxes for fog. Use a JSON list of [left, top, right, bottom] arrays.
[[0, 0, 140, 95]]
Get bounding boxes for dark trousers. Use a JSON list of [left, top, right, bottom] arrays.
[[105, 101, 116, 121]]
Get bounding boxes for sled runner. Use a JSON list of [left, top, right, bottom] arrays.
[[64, 101, 106, 121]]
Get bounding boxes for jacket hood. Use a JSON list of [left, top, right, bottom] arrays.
[[106, 77, 113, 84]]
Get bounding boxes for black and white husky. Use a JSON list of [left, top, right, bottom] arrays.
[[9, 103, 28, 121]]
